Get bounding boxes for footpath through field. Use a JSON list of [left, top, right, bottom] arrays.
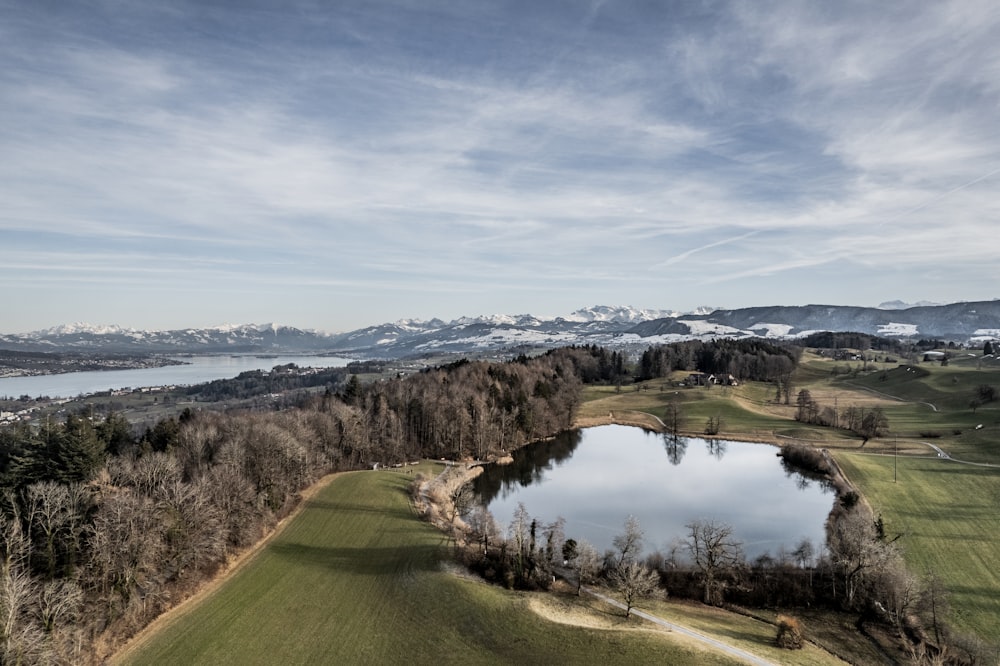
[[581, 587, 778, 666], [842, 379, 938, 412]]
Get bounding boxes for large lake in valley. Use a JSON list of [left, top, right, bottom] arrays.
[[474, 424, 834, 560], [0, 355, 352, 399]]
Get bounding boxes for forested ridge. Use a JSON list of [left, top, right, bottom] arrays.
[[637, 338, 798, 382]]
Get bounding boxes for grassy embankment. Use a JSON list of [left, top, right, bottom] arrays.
[[115, 463, 765, 666], [578, 350, 1000, 640]]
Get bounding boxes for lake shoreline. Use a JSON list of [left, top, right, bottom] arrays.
[[0, 353, 352, 400]]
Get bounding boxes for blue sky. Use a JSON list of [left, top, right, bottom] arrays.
[[3, 1, 999, 333]]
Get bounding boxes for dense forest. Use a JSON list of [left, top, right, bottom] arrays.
[[182, 364, 349, 402], [797, 331, 902, 352], [636, 338, 798, 382]]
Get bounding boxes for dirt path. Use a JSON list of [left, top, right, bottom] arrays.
[[917, 441, 1000, 468], [581, 587, 778, 666], [843, 381, 939, 412], [110, 471, 343, 664]]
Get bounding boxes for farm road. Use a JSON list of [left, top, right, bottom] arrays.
[[582, 587, 778, 666], [919, 441, 1000, 468], [842, 380, 938, 412]]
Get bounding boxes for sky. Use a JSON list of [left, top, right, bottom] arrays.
[[3, 0, 1000, 333]]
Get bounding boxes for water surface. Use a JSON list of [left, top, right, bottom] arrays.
[[475, 425, 833, 560], [0, 354, 351, 398]]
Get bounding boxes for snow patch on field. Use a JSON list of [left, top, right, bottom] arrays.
[[877, 322, 919, 336], [415, 328, 578, 350], [750, 322, 794, 337], [682, 320, 747, 336]]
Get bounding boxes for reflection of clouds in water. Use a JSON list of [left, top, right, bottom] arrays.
[[481, 425, 832, 559]]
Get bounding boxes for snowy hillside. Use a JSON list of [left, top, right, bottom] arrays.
[[3, 301, 998, 358]]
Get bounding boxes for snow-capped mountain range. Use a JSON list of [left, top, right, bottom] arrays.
[[2, 302, 999, 358]]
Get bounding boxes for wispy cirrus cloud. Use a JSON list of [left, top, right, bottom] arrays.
[[2, 1, 999, 331]]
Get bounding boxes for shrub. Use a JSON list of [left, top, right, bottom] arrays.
[[779, 444, 831, 476], [839, 490, 860, 510], [775, 614, 804, 649]]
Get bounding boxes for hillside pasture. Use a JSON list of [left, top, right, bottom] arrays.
[[115, 464, 749, 665], [835, 362, 1000, 462], [833, 452, 1000, 640], [578, 350, 1000, 647]]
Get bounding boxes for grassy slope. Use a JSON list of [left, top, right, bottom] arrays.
[[116, 464, 748, 666], [835, 453, 1000, 639]]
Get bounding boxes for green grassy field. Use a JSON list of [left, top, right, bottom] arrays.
[[805, 351, 1000, 461], [580, 354, 1000, 644], [834, 453, 1000, 639], [115, 465, 754, 665]]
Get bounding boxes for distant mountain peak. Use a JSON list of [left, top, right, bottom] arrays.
[[565, 305, 677, 324], [39, 322, 132, 336], [7, 300, 1000, 359]]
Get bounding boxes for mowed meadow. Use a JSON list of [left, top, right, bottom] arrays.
[[835, 454, 1000, 640], [114, 463, 743, 665], [579, 349, 1000, 643]]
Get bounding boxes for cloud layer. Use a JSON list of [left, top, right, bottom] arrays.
[[3, 1, 999, 331]]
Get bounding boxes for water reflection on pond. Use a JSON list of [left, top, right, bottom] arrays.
[[474, 425, 833, 560]]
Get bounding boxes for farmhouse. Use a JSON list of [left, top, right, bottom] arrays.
[[684, 372, 739, 387]]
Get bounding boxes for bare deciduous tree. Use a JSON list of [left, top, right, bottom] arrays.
[[541, 517, 565, 568], [0, 511, 49, 664], [827, 508, 897, 609], [685, 519, 743, 605], [610, 559, 660, 619], [466, 506, 500, 555], [156, 477, 225, 580], [447, 483, 476, 531], [37, 578, 82, 633], [612, 515, 644, 568], [571, 541, 601, 596], [24, 481, 70, 579]]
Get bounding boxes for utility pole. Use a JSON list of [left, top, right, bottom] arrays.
[[892, 436, 899, 483]]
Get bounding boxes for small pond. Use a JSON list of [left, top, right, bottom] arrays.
[[474, 425, 834, 560]]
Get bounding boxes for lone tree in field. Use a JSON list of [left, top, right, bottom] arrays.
[[609, 517, 659, 618], [685, 519, 743, 605], [610, 559, 660, 619]]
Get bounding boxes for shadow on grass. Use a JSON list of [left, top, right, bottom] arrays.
[[269, 541, 441, 576], [302, 498, 415, 522]]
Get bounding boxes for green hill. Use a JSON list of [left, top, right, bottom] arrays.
[[115, 466, 744, 665]]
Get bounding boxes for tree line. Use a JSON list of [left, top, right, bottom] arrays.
[[794, 389, 890, 443], [636, 338, 798, 384], [182, 364, 349, 402]]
